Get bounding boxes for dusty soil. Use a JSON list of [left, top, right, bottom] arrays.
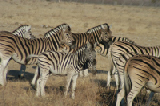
[[0, 0, 160, 106]]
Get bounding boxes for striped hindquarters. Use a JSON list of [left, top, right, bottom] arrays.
[[110, 41, 160, 89], [124, 55, 160, 105]]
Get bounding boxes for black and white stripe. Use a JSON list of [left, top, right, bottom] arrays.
[[12, 25, 36, 78], [0, 24, 74, 86], [27, 42, 96, 98], [117, 54, 160, 106], [108, 41, 160, 105], [43, 23, 112, 77], [12, 25, 35, 39]]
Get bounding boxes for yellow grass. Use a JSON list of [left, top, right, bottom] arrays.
[[0, 0, 160, 106]]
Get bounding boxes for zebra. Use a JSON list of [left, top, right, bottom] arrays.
[[0, 24, 74, 86], [12, 25, 36, 39], [107, 41, 160, 105], [117, 54, 160, 106], [26, 42, 96, 98], [44, 23, 112, 77], [12, 25, 36, 78], [80, 23, 112, 77], [93, 35, 135, 88]]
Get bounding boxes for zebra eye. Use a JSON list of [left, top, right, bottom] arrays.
[[66, 33, 69, 36]]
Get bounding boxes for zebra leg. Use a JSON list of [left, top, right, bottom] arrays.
[[116, 88, 125, 106], [146, 91, 155, 106], [64, 70, 74, 98], [83, 69, 88, 77], [114, 69, 119, 90], [0, 57, 10, 86], [36, 78, 41, 97], [106, 58, 114, 87], [40, 71, 49, 97], [71, 73, 78, 99], [36, 69, 49, 97], [3, 65, 8, 85], [107, 69, 111, 87], [127, 85, 142, 106], [82, 62, 89, 77], [119, 72, 125, 90], [18, 64, 26, 78], [31, 66, 40, 87]]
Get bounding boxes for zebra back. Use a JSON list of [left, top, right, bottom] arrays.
[[111, 41, 160, 58], [30, 42, 96, 74], [97, 36, 135, 57], [12, 25, 35, 39]]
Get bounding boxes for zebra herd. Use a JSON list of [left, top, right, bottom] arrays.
[[0, 23, 160, 106]]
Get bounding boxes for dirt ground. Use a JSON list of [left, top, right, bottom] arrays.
[[0, 0, 160, 106]]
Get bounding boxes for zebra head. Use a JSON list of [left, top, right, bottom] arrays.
[[12, 25, 35, 39], [86, 23, 112, 47], [59, 24, 75, 46], [99, 23, 112, 42]]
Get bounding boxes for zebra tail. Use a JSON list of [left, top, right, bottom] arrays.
[[25, 54, 39, 65]]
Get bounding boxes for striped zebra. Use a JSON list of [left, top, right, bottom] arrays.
[[94, 35, 135, 88], [12, 25, 35, 39], [79, 23, 112, 77], [107, 41, 160, 105], [26, 42, 96, 98], [117, 54, 160, 106], [12, 25, 36, 78], [0, 24, 74, 86], [44, 23, 112, 77]]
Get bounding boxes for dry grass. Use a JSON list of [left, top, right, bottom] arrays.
[[0, 0, 160, 106]]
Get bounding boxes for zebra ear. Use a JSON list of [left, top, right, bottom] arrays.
[[101, 24, 105, 29], [62, 25, 71, 32], [101, 24, 108, 29]]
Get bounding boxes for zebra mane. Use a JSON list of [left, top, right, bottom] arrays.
[[12, 25, 36, 39], [44, 23, 71, 37], [86, 23, 110, 33], [12, 25, 31, 34]]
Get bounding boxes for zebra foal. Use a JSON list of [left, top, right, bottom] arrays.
[[26, 42, 96, 98], [119, 54, 160, 106]]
